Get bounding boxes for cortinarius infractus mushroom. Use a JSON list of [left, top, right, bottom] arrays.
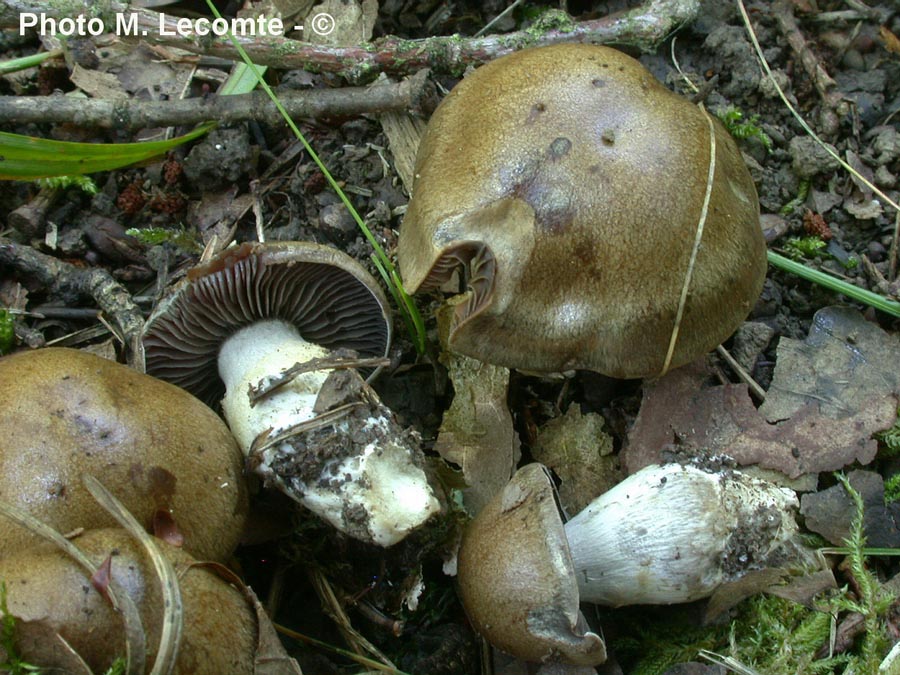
[[143, 241, 440, 547], [0, 528, 258, 673], [399, 44, 766, 377], [0, 347, 247, 562], [458, 462, 809, 666]]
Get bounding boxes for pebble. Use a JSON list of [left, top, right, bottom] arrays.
[[789, 136, 841, 178]]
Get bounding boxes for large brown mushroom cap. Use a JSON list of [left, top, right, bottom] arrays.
[[143, 241, 392, 406], [457, 463, 606, 666], [0, 347, 247, 561], [0, 528, 257, 673], [399, 44, 766, 377]]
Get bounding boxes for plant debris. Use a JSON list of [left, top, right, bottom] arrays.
[[625, 307, 899, 479]]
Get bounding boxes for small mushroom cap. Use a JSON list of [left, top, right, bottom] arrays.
[[143, 241, 392, 405], [0, 347, 247, 562], [0, 528, 257, 673], [399, 44, 766, 377], [457, 463, 606, 666]]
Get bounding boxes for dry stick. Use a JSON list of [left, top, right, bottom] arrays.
[[0, 71, 433, 129], [7, 187, 60, 239], [1, 0, 700, 79], [0, 237, 145, 369], [771, 0, 847, 132]]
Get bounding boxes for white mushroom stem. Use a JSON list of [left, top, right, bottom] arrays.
[[219, 320, 329, 450], [218, 319, 440, 547], [564, 463, 807, 607]]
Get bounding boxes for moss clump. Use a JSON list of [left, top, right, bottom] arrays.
[[716, 106, 773, 152]]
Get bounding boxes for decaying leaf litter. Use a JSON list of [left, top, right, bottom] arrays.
[[2, 0, 900, 673]]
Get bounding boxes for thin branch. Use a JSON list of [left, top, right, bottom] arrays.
[[0, 71, 433, 129], [771, 0, 847, 132], [0, 237, 145, 367], [1, 0, 700, 80]]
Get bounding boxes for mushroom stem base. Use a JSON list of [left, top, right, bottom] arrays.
[[250, 369, 441, 547]]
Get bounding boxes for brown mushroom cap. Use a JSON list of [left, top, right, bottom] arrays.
[[143, 241, 392, 406], [0, 347, 247, 561], [399, 44, 766, 377], [0, 528, 257, 673], [457, 463, 606, 666]]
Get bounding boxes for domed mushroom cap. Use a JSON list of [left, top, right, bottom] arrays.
[[0, 528, 258, 673], [457, 463, 606, 666], [399, 44, 766, 377], [0, 347, 247, 562], [143, 240, 392, 406]]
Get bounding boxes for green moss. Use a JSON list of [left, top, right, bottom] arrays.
[[727, 594, 847, 673], [715, 106, 773, 152], [781, 178, 811, 216], [0, 310, 13, 356], [0, 581, 41, 674], [783, 236, 827, 260], [611, 605, 727, 675], [876, 409, 900, 459], [524, 8, 576, 38], [103, 658, 127, 675], [125, 226, 201, 253], [36, 175, 98, 195], [272, 39, 302, 56]]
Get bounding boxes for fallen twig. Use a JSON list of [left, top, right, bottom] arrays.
[[0, 71, 433, 129], [0, 237, 145, 367], [1, 0, 700, 80], [771, 0, 848, 134]]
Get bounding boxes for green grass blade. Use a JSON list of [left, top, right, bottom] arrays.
[[0, 49, 63, 75], [203, 0, 427, 353], [767, 250, 900, 318], [218, 61, 266, 95], [0, 123, 214, 180], [0, 53, 261, 181]]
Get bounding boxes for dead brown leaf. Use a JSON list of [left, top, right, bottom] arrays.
[[433, 297, 520, 514], [758, 306, 900, 422], [800, 470, 900, 547], [624, 307, 899, 479], [305, 0, 378, 45], [532, 404, 621, 515], [880, 25, 900, 56]]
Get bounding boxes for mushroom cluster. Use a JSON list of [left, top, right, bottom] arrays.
[[399, 43, 766, 377], [457, 462, 809, 666], [142, 241, 440, 546], [0, 347, 247, 562]]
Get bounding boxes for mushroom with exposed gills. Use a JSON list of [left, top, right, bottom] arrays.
[[399, 43, 767, 378], [143, 241, 440, 547], [457, 462, 810, 666]]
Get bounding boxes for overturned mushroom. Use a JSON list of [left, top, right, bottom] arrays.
[[457, 462, 809, 666], [143, 241, 440, 547], [399, 44, 766, 377]]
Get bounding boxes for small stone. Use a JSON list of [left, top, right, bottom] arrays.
[[875, 165, 897, 188], [731, 321, 775, 372], [757, 68, 790, 99], [871, 126, 900, 165], [867, 241, 887, 263], [789, 136, 841, 178]]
